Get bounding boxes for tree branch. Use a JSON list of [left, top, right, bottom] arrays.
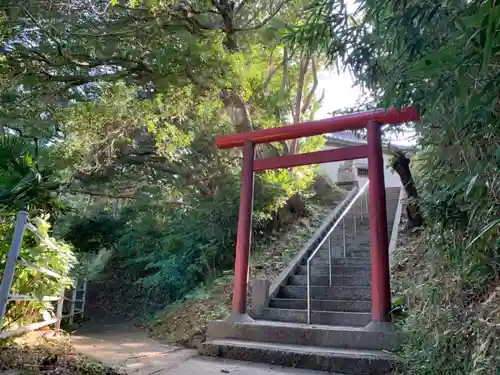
[[293, 56, 310, 123], [281, 47, 288, 91], [221, 89, 253, 133], [68, 189, 138, 199], [234, 0, 288, 31], [290, 55, 310, 154], [68, 189, 189, 204], [211, 0, 226, 13], [234, 0, 249, 16], [301, 56, 318, 114], [263, 61, 284, 90]]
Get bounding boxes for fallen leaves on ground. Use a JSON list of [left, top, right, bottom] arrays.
[[0, 332, 122, 375]]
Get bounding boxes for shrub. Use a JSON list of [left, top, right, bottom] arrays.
[[62, 166, 318, 312]]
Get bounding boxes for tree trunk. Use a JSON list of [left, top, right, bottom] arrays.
[[391, 150, 424, 229]]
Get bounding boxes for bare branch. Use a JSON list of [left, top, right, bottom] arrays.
[[171, 9, 220, 31], [263, 62, 284, 90], [234, 0, 288, 31], [68, 189, 189, 204], [293, 56, 310, 123], [317, 88, 326, 104], [281, 47, 288, 91], [68, 189, 138, 199], [221, 89, 253, 133], [211, 0, 227, 14], [301, 56, 318, 114], [234, 0, 249, 16], [290, 55, 310, 154], [69, 28, 146, 37]]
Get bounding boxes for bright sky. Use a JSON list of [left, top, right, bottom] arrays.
[[313, 0, 363, 119], [315, 69, 416, 146], [315, 70, 362, 119]]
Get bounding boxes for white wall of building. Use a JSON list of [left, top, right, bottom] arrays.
[[318, 144, 401, 188]]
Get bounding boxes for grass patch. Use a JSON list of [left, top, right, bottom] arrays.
[[391, 217, 500, 374], [148, 192, 344, 347], [0, 332, 122, 375]]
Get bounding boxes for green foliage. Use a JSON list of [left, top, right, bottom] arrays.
[[64, 214, 123, 254], [294, 0, 500, 373], [0, 135, 65, 216], [65, 167, 315, 309], [116, 182, 240, 302], [1, 0, 325, 320], [0, 217, 76, 330], [0, 134, 76, 330], [77, 248, 114, 282]]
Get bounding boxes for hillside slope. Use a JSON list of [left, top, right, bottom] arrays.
[[391, 215, 499, 374], [147, 190, 346, 347]]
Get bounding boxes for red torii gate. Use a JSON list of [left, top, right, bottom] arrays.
[[216, 107, 419, 325]]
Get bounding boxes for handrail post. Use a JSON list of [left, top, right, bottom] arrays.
[[353, 204, 357, 236], [307, 260, 311, 324], [328, 235, 332, 286], [365, 192, 370, 216], [367, 121, 391, 322], [232, 141, 255, 316], [55, 287, 65, 330], [0, 211, 28, 327], [343, 218, 346, 257], [69, 278, 77, 325], [80, 279, 87, 318], [360, 198, 364, 220]]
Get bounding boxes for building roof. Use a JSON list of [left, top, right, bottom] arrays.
[[327, 131, 367, 145], [325, 131, 414, 152]]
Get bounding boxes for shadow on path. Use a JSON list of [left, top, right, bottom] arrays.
[[71, 315, 339, 375]]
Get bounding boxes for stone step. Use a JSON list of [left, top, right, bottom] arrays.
[[269, 298, 371, 312], [288, 275, 371, 287], [201, 339, 396, 375], [207, 320, 399, 351], [324, 220, 395, 238], [308, 250, 372, 260], [310, 245, 372, 255], [315, 240, 371, 249], [306, 257, 372, 266], [326, 228, 372, 237], [278, 285, 372, 300], [317, 240, 372, 248], [311, 250, 365, 258], [260, 308, 372, 326], [296, 265, 371, 277]]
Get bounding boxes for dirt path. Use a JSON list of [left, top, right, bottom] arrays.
[[71, 316, 196, 374], [71, 317, 334, 375]]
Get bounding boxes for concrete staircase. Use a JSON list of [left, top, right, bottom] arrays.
[[202, 186, 403, 375], [261, 186, 401, 327]]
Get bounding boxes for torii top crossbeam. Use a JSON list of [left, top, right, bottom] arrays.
[[216, 107, 419, 149]]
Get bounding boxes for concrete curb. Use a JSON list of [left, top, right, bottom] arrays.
[[388, 187, 406, 266]]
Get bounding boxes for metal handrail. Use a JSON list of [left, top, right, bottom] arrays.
[[0, 212, 70, 337], [306, 181, 369, 324]]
